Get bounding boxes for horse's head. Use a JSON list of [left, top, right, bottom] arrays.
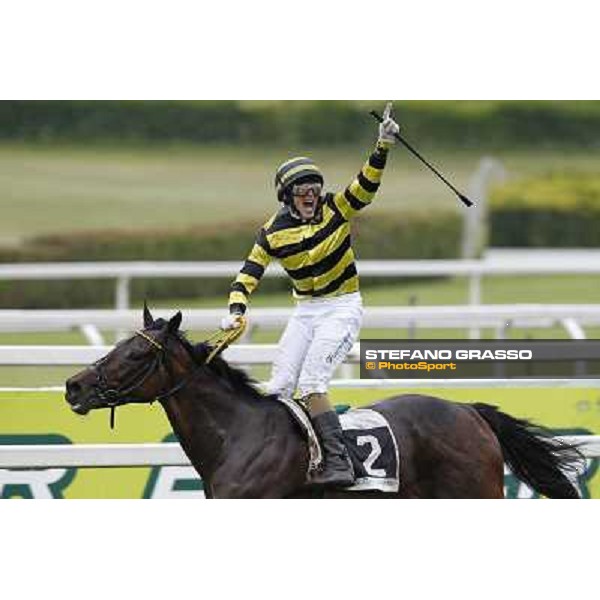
[[65, 305, 187, 416]]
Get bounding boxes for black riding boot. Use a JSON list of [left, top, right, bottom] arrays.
[[310, 410, 354, 488]]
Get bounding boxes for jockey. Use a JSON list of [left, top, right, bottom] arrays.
[[221, 102, 400, 488]]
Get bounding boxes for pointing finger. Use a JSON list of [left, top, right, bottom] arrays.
[[383, 101, 393, 120]]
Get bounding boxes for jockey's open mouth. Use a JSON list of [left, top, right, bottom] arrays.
[[299, 196, 316, 217]]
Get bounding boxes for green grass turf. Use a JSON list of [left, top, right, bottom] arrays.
[[147, 274, 600, 309], [0, 140, 598, 385], [2, 142, 600, 244]]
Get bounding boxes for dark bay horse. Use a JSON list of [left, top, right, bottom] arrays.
[[64, 308, 584, 498]]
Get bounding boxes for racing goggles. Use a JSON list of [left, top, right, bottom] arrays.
[[292, 183, 322, 199]]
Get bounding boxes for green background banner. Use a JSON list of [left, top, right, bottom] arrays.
[[1, 388, 599, 499]]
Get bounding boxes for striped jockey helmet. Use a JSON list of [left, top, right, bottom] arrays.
[[274, 156, 324, 203]]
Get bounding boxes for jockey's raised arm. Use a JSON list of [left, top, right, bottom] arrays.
[[331, 135, 396, 220], [221, 102, 400, 489]]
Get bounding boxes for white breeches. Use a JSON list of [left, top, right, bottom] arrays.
[[264, 292, 363, 399]]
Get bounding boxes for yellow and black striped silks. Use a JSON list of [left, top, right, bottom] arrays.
[[228, 142, 390, 314]]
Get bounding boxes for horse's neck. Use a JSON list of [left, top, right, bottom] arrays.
[[160, 375, 269, 481]]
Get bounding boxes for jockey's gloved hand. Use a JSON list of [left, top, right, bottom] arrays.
[[377, 102, 400, 149], [220, 312, 245, 331]]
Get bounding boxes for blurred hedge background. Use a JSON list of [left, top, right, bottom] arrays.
[[2, 100, 600, 147], [490, 173, 600, 247], [0, 211, 463, 307]]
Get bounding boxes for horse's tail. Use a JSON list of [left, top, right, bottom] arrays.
[[471, 403, 584, 499]]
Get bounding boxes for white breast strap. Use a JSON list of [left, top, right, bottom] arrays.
[[274, 396, 323, 474]]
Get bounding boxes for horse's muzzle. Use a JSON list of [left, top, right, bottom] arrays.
[[65, 378, 95, 415]]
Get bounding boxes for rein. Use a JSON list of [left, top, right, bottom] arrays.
[[93, 325, 245, 429], [203, 320, 247, 363]]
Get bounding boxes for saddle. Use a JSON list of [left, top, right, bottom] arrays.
[[276, 397, 400, 493]]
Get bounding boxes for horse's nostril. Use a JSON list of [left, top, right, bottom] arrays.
[[66, 379, 82, 396]]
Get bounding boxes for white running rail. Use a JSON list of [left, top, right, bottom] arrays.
[[3, 379, 600, 394], [1, 436, 599, 468], [1, 252, 600, 311], [2, 305, 600, 333]]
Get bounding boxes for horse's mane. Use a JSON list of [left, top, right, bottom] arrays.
[[193, 341, 268, 401], [153, 320, 269, 402]]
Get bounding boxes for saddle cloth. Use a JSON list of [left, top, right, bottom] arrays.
[[276, 398, 400, 493], [341, 409, 400, 493]]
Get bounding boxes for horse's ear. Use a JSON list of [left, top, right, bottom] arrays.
[[143, 301, 154, 328], [168, 311, 182, 333]]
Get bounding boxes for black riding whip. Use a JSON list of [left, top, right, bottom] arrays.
[[369, 110, 475, 208]]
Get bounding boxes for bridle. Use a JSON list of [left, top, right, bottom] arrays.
[[92, 329, 199, 429], [91, 323, 245, 429]]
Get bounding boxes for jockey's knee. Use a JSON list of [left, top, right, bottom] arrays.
[[264, 377, 296, 400], [303, 392, 333, 418]]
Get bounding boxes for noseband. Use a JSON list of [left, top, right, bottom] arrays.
[[93, 330, 195, 429]]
